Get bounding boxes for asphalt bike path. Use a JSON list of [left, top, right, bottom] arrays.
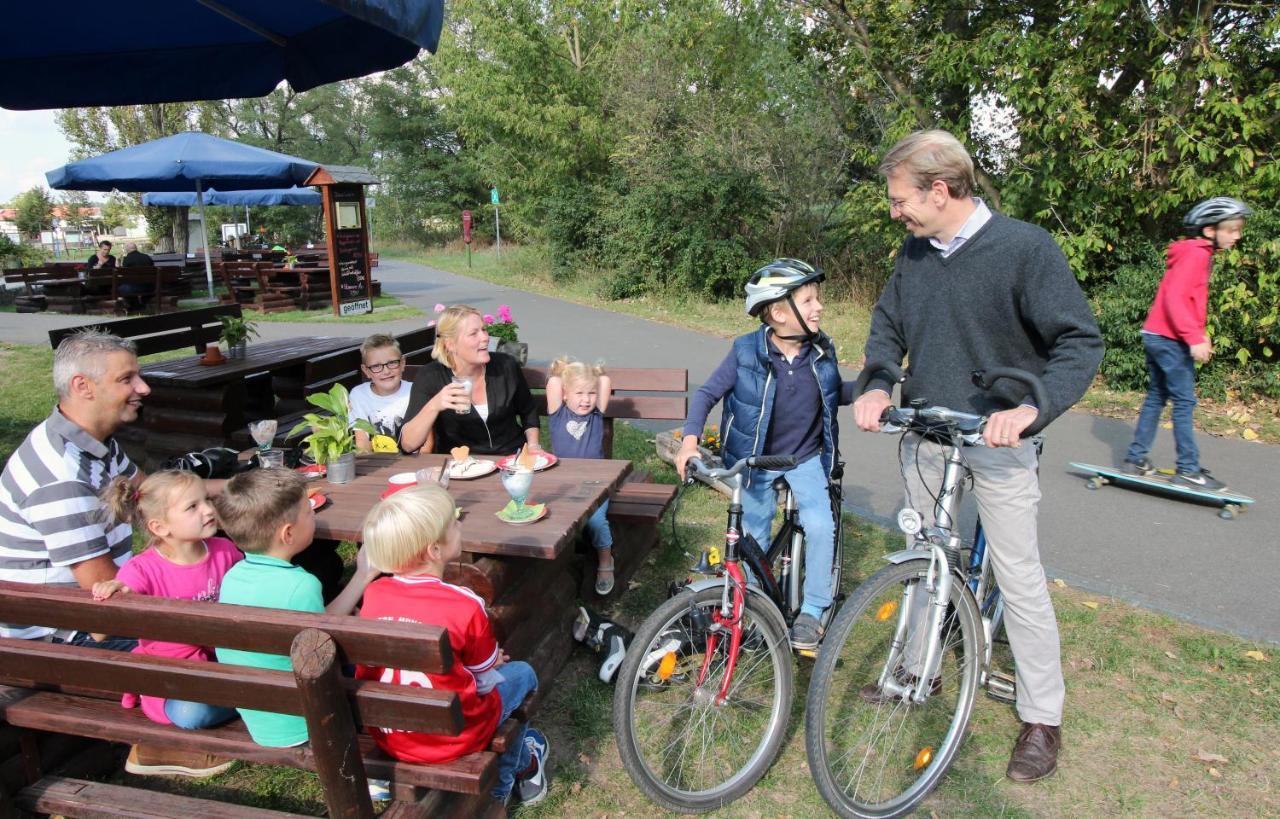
[[4, 257, 1276, 643]]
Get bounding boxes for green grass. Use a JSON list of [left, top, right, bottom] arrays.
[[250, 295, 424, 324]]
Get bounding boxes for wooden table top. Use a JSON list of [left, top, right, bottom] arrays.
[[311, 454, 632, 561], [140, 336, 359, 388]]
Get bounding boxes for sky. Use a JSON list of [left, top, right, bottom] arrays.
[[0, 109, 76, 204]]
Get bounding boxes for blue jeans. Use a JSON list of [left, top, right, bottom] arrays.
[[55, 632, 138, 653], [585, 501, 613, 550], [1126, 333, 1200, 473], [165, 698, 239, 730], [741, 454, 836, 613], [491, 661, 539, 801]]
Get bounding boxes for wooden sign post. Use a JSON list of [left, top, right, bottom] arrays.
[[306, 165, 379, 317]]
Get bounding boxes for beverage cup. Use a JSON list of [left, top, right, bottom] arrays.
[[259, 448, 285, 469], [415, 466, 450, 489], [452, 376, 473, 414]]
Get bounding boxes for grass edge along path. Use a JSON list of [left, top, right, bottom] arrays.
[[0, 346, 1275, 816], [390, 244, 1279, 445]]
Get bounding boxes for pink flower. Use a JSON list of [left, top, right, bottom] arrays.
[[433, 303, 446, 313], [483, 314, 495, 324], [497, 304, 513, 322]]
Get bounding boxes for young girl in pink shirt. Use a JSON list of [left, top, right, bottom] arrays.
[[95, 470, 243, 730]]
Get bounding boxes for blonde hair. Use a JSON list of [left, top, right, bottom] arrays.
[[214, 469, 308, 553], [550, 356, 607, 391], [431, 305, 485, 370], [361, 484, 457, 574], [53, 330, 137, 399], [101, 470, 203, 535], [360, 333, 401, 362], [878, 130, 976, 200]]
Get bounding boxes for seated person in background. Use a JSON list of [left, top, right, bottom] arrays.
[[0, 330, 147, 650], [400, 305, 542, 457], [93, 471, 240, 782], [349, 333, 413, 453], [86, 239, 115, 273], [546, 357, 616, 594], [120, 242, 153, 267], [213, 469, 379, 749], [356, 484, 550, 807]]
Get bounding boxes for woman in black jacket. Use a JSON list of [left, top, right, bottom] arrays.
[[400, 305, 542, 456]]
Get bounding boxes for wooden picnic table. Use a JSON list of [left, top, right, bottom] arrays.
[[312, 453, 633, 560], [128, 335, 361, 467]]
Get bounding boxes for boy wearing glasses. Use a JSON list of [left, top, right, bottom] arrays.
[[351, 334, 413, 452]]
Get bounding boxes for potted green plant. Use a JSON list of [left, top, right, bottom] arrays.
[[288, 383, 375, 484], [219, 314, 259, 360], [484, 304, 527, 365]]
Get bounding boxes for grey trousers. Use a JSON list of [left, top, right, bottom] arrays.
[[901, 433, 1065, 726]]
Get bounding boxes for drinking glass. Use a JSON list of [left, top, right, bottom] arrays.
[[415, 465, 450, 490], [451, 376, 473, 414], [499, 466, 533, 515], [259, 448, 285, 469], [248, 419, 278, 453]]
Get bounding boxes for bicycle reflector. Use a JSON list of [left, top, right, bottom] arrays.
[[914, 747, 934, 770], [876, 600, 899, 621], [657, 651, 678, 681]]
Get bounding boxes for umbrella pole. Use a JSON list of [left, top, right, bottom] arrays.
[[196, 180, 215, 298]]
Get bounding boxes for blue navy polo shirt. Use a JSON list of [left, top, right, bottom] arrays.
[[763, 340, 822, 464]]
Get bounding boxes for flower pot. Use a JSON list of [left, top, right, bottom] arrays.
[[225, 341, 247, 360], [326, 452, 356, 484], [498, 341, 529, 365]]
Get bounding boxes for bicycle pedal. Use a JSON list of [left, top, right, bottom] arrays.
[[985, 669, 1016, 703]]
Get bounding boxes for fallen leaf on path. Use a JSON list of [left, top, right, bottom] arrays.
[[1244, 650, 1267, 662], [1242, 428, 1259, 440], [1195, 749, 1229, 764], [1161, 421, 1173, 429], [627, 580, 641, 590], [570, 781, 582, 794], [1052, 578, 1066, 588], [1165, 651, 1179, 660], [1209, 766, 1222, 778], [1250, 688, 1267, 698], [1082, 601, 1099, 610], [579, 752, 592, 765], [1169, 777, 1179, 789]]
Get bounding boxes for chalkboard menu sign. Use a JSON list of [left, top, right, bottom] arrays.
[[328, 185, 372, 316]]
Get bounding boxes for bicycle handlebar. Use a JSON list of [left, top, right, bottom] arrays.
[[855, 360, 1052, 439], [686, 454, 798, 482]]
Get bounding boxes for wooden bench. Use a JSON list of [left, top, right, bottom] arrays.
[[106, 266, 194, 315], [0, 581, 523, 818], [2, 267, 67, 312]]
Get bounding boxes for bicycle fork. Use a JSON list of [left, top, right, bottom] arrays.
[[696, 561, 749, 705]]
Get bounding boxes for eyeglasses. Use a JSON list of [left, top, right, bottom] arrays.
[[364, 358, 402, 373], [888, 190, 928, 211]]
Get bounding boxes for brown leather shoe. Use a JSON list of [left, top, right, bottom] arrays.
[[126, 744, 234, 778], [1005, 722, 1060, 782]]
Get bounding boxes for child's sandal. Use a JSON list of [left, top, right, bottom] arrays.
[[595, 565, 615, 596]]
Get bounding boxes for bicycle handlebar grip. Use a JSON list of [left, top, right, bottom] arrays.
[[749, 455, 798, 471], [854, 360, 905, 397], [971, 367, 1052, 437]]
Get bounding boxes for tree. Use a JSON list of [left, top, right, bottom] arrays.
[[12, 187, 55, 242]]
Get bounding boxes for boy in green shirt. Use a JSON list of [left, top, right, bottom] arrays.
[[213, 469, 378, 747]]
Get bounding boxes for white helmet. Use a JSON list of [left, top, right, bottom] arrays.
[[1183, 197, 1251, 230], [744, 259, 824, 318]]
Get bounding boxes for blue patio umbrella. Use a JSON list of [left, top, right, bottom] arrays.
[[1, 1, 445, 110], [142, 188, 323, 207], [48, 133, 320, 295]]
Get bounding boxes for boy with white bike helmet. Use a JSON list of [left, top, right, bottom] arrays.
[[676, 258, 856, 650], [1122, 196, 1252, 491]]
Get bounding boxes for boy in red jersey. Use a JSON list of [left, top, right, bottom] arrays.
[[1123, 196, 1251, 491], [355, 484, 549, 807]]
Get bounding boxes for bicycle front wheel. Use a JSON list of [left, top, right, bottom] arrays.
[[805, 558, 981, 818], [613, 586, 794, 813]]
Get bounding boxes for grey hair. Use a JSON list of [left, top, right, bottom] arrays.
[[52, 330, 137, 398], [878, 129, 976, 200]]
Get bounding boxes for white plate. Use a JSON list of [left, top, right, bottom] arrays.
[[388, 472, 417, 486], [449, 459, 497, 480]]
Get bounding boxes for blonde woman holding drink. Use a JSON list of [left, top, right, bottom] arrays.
[[400, 305, 543, 456]]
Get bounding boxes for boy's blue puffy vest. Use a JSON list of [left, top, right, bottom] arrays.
[[720, 325, 842, 480]]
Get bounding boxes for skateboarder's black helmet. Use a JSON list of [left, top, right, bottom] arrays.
[[1183, 197, 1252, 230], [744, 259, 824, 318]]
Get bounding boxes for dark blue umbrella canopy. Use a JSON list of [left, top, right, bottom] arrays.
[[46, 133, 318, 192], [143, 187, 323, 207], [1, 0, 444, 110]]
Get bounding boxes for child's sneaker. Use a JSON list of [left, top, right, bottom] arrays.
[[789, 613, 823, 651], [1172, 468, 1226, 492], [367, 778, 391, 802], [1121, 457, 1155, 476], [516, 728, 550, 805]]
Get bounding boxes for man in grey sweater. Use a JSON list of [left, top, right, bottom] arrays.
[[854, 130, 1103, 783]]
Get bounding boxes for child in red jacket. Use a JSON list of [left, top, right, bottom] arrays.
[[1123, 197, 1251, 490]]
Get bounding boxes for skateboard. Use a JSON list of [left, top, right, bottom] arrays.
[[1068, 463, 1255, 519]]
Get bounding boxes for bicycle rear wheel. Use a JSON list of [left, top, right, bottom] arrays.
[[805, 558, 981, 818], [613, 586, 794, 812]]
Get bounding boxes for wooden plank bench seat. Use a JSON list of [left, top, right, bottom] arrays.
[[0, 580, 533, 817], [17, 775, 312, 819]]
